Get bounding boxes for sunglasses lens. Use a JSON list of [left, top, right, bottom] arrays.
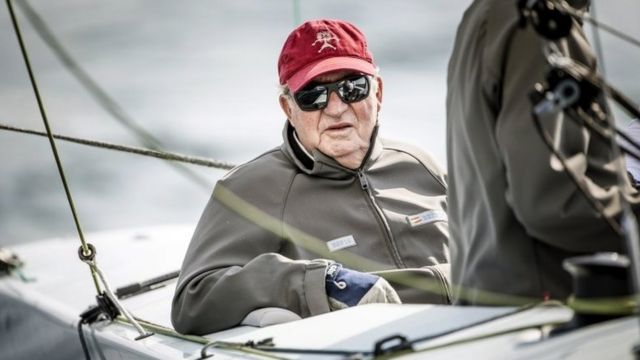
[[339, 76, 370, 103], [293, 75, 370, 111], [295, 86, 328, 111]]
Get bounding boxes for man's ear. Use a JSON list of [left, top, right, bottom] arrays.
[[279, 95, 293, 121], [375, 77, 383, 112]]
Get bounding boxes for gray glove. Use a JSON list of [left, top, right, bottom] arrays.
[[325, 263, 401, 311]]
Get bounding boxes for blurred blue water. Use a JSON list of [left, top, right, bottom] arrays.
[[0, 0, 638, 245]]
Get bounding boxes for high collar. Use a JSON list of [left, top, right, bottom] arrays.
[[281, 121, 382, 179]]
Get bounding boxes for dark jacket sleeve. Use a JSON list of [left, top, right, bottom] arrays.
[[489, 6, 631, 253], [171, 159, 330, 335]]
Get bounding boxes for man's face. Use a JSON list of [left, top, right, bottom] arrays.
[[280, 70, 383, 169]]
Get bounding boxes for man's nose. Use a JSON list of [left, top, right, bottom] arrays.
[[323, 90, 348, 116]]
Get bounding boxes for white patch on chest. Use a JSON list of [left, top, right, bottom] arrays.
[[326, 235, 357, 252]]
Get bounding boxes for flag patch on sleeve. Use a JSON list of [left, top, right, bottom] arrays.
[[406, 210, 447, 227]]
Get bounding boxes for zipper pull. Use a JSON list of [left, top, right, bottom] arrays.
[[357, 171, 369, 190]]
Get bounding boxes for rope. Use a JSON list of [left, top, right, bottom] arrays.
[[0, 122, 235, 170], [126, 317, 210, 345], [546, 10, 640, 324], [531, 85, 623, 236], [115, 294, 633, 358], [535, 24, 640, 324], [7, 2, 637, 356], [543, 44, 640, 119], [77, 321, 92, 360], [567, 295, 637, 315], [204, 339, 372, 358], [89, 262, 153, 339], [196, 303, 567, 359], [372, 302, 568, 358], [5, 0, 101, 294], [214, 181, 639, 306], [200, 341, 288, 360], [13, 0, 212, 191], [292, 0, 301, 26], [582, 12, 640, 50], [556, 0, 640, 50], [401, 323, 560, 359], [214, 184, 538, 306], [588, 2, 606, 76]]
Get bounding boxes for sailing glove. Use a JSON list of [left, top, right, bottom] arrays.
[[325, 263, 401, 311]]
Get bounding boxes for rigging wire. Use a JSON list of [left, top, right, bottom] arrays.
[[528, 1, 640, 339], [531, 96, 623, 236], [292, 0, 301, 26], [5, 0, 637, 353], [577, 3, 640, 339], [557, 0, 640, 50], [202, 340, 360, 359], [213, 183, 538, 306], [7, 2, 175, 340], [5, 0, 101, 293], [4, 1, 232, 340], [199, 302, 566, 358], [3, 3, 637, 357], [0, 122, 236, 170], [14, 0, 213, 191], [87, 256, 153, 339], [77, 321, 92, 360], [589, 1, 606, 76]]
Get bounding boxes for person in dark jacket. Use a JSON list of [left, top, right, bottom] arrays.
[[172, 19, 451, 335], [446, 0, 638, 305]]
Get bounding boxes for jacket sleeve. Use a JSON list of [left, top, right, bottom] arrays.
[[490, 10, 630, 253], [171, 166, 330, 335], [372, 264, 451, 305]]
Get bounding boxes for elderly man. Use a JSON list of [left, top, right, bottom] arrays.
[[446, 0, 637, 306], [172, 19, 450, 335]]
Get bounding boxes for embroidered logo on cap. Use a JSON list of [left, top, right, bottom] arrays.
[[327, 235, 357, 252], [312, 30, 339, 53], [406, 210, 448, 227]]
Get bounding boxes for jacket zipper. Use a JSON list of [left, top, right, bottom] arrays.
[[357, 170, 406, 268]]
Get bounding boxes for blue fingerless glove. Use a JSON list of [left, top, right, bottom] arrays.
[[325, 263, 401, 310]]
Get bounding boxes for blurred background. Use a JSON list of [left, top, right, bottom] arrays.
[[1, 0, 638, 245]]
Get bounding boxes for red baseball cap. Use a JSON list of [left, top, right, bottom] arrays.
[[278, 19, 376, 93]]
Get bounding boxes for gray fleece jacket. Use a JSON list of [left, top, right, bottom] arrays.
[[172, 122, 450, 335]]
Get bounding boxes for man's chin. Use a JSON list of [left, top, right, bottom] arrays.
[[320, 142, 366, 160]]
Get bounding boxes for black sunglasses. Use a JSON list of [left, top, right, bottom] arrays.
[[293, 75, 371, 111]]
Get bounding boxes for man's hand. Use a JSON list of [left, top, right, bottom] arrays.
[[325, 263, 401, 311]]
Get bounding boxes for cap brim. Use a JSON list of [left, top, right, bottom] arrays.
[[286, 57, 376, 92]]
